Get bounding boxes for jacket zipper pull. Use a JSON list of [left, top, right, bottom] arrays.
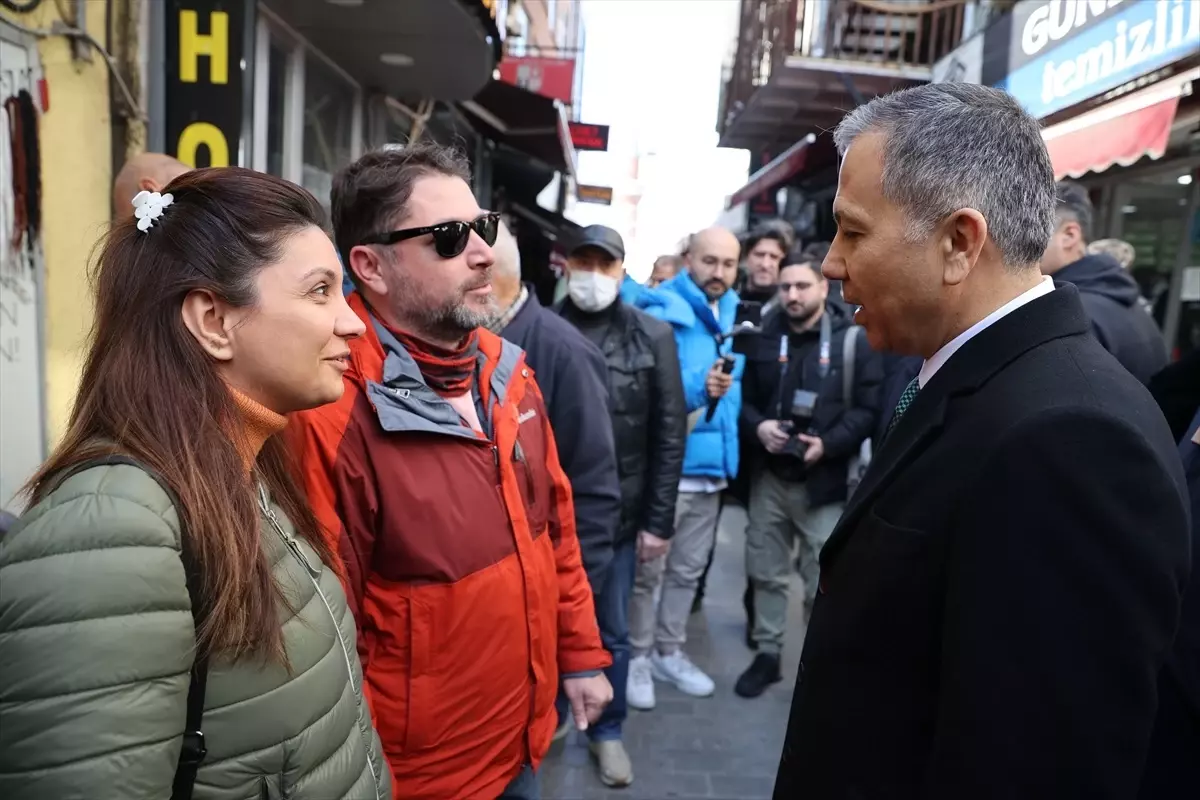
[[258, 483, 320, 578]]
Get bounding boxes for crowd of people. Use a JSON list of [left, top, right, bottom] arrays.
[[0, 81, 1197, 800]]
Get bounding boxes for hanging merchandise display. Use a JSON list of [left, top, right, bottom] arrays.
[[4, 89, 41, 249], [1, 27, 47, 514]]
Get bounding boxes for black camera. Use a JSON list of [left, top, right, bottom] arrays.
[[790, 388, 818, 422], [779, 389, 819, 459]]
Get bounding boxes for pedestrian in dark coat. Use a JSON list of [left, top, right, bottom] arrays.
[[490, 223, 620, 589], [1041, 181, 1167, 385]]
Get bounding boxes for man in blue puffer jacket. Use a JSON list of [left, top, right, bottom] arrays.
[[624, 227, 744, 709]]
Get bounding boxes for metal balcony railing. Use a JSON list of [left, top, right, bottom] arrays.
[[821, 0, 969, 65], [719, 0, 972, 136]]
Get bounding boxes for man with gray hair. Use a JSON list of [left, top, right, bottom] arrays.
[[773, 83, 1190, 798]]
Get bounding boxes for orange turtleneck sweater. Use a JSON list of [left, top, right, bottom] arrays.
[[228, 388, 288, 470]]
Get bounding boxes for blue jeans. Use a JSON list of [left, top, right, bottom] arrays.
[[588, 537, 636, 741]]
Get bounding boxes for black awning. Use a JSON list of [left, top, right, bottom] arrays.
[[491, 142, 557, 198], [460, 81, 577, 175], [267, 0, 497, 101], [509, 199, 580, 242]]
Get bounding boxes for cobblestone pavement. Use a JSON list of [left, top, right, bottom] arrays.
[[540, 503, 810, 800]]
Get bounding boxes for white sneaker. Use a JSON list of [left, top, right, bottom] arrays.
[[626, 654, 656, 710], [651, 649, 715, 697]]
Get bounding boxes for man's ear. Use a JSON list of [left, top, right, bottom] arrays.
[[349, 245, 390, 296], [941, 208, 988, 287], [139, 176, 161, 193], [181, 289, 235, 361], [1061, 219, 1084, 250]]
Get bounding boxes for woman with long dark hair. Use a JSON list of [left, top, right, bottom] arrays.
[[0, 167, 391, 800]]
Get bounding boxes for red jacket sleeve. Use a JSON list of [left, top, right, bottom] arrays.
[[527, 380, 612, 676]]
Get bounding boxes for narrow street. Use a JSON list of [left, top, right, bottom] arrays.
[[541, 503, 808, 799]]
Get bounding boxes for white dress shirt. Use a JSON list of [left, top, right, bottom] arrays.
[[919, 276, 1055, 389]]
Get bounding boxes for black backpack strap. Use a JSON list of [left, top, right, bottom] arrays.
[[50, 455, 209, 799]]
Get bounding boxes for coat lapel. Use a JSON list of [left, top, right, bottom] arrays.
[[820, 388, 947, 566], [820, 282, 1092, 568]]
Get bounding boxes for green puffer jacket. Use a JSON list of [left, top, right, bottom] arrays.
[[0, 463, 392, 800]]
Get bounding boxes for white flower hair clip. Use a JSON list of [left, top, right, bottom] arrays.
[[132, 190, 174, 232]]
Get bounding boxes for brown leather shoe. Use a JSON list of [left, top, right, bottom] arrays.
[[589, 740, 634, 787]]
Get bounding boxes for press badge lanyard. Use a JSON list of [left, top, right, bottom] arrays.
[[775, 313, 832, 418]]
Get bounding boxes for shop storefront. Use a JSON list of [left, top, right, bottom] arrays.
[[150, 0, 503, 207]]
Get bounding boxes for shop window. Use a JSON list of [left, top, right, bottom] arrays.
[[1120, 175, 1200, 275], [266, 40, 289, 177], [302, 55, 355, 207]]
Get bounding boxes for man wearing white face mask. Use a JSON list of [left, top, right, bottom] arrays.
[[558, 225, 688, 787]]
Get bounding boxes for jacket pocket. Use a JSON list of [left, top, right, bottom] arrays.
[[830, 510, 940, 626], [607, 352, 654, 415], [399, 596, 436, 752], [362, 589, 423, 755], [514, 422, 550, 537]]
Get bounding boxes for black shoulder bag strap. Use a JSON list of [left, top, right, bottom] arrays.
[[51, 455, 208, 799]]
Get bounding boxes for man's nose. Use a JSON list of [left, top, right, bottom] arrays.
[[469, 240, 495, 269]]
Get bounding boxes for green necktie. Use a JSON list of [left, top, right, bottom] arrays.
[[885, 377, 920, 438]]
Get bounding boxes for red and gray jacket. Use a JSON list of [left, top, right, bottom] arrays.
[[291, 292, 609, 800]]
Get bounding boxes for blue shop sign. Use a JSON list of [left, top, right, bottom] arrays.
[[1001, 0, 1200, 119]]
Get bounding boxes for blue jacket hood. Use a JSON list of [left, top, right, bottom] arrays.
[[658, 271, 741, 334], [621, 275, 694, 327]]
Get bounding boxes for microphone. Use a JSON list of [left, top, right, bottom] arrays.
[[701, 300, 764, 425], [704, 354, 737, 422]]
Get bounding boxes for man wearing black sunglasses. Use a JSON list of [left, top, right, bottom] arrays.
[[293, 143, 612, 800]]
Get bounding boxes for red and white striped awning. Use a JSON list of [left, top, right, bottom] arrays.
[[1042, 69, 1197, 180]]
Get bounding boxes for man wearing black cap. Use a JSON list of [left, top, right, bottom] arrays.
[[557, 225, 688, 788]]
